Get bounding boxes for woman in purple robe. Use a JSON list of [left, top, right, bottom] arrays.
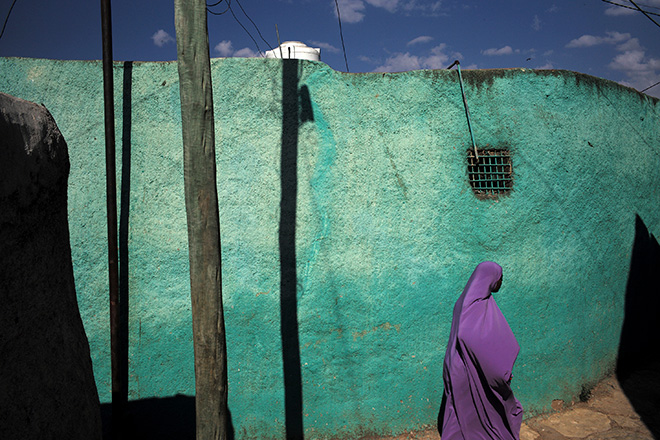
[[439, 261, 523, 440]]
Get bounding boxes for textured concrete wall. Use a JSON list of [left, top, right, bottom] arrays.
[[1, 57, 658, 438]]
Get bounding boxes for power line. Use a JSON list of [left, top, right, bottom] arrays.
[[334, 0, 349, 72], [0, 0, 18, 40], [207, 0, 265, 57], [635, 0, 660, 9], [233, 0, 273, 51], [206, 0, 273, 57], [207, 0, 231, 15], [628, 0, 660, 28], [640, 79, 660, 93], [601, 0, 660, 94], [227, 1, 263, 56], [600, 0, 660, 17]]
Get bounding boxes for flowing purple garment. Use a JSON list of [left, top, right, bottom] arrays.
[[439, 262, 523, 440]]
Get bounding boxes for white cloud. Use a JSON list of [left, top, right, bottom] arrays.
[[214, 40, 233, 57], [308, 40, 340, 53], [373, 44, 454, 72], [407, 35, 433, 46], [604, 6, 636, 16], [601, 31, 631, 43], [334, 0, 442, 23], [616, 37, 643, 52], [611, 50, 648, 71], [401, 0, 443, 14], [565, 31, 630, 48], [482, 46, 518, 56], [571, 31, 660, 97], [424, 44, 452, 68], [365, 0, 399, 12], [152, 29, 174, 47], [566, 35, 602, 48], [609, 42, 660, 76], [358, 55, 378, 64], [565, 35, 602, 48], [335, 0, 367, 23], [374, 53, 422, 72], [212, 40, 259, 58], [535, 61, 555, 69], [610, 49, 660, 97], [233, 47, 259, 58], [532, 15, 541, 31]]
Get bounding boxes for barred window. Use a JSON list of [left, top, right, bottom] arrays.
[[467, 148, 513, 198]]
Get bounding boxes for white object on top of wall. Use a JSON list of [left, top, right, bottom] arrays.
[[264, 41, 321, 61]]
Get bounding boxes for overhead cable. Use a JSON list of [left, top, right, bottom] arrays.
[[207, 0, 231, 16], [640, 79, 660, 93], [334, 0, 350, 72], [0, 0, 18, 40], [227, 1, 263, 56], [207, 0, 264, 57], [600, 0, 660, 17], [628, 0, 660, 28], [233, 0, 273, 51]]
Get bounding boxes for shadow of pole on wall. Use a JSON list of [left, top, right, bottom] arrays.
[[279, 59, 314, 440], [118, 60, 132, 425], [280, 57, 303, 440], [617, 214, 660, 436]]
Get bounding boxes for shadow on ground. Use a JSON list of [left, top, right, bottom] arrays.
[[101, 396, 235, 440], [617, 214, 660, 439], [618, 362, 660, 439]]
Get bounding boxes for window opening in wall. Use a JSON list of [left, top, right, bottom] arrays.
[[467, 148, 513, 198]]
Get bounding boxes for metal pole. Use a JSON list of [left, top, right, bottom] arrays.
[[100, 0, 122, 436], [447, 60, 479, 160], [276, 24, 283, 58]]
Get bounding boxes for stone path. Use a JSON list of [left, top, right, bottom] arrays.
[[521, 375, 656, 440], [369, 368, 659, 440]]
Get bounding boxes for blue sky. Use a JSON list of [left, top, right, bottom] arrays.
[[1, 0, 659, 97]]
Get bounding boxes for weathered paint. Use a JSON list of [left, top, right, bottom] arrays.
[[1, 57, 659, 438]]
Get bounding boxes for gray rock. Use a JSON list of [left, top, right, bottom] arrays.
[[0, 93, 101, 439]]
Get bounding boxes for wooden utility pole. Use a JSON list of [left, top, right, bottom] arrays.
[[174, 1, 228, 439]]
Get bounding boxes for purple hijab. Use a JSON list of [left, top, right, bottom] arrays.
[[439, 261, 523, 440]]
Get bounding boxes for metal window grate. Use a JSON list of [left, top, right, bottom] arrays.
[[467, 148, 513, 198]]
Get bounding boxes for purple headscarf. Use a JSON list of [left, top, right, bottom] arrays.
[[439, 261, 523, 440]]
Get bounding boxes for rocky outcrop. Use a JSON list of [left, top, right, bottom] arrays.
[[0, 92, 101, 439]]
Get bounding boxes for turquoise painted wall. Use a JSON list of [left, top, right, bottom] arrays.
[[1, 57, 659, 438]]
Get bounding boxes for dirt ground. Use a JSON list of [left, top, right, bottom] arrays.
[[103, 364, 659, 439]]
